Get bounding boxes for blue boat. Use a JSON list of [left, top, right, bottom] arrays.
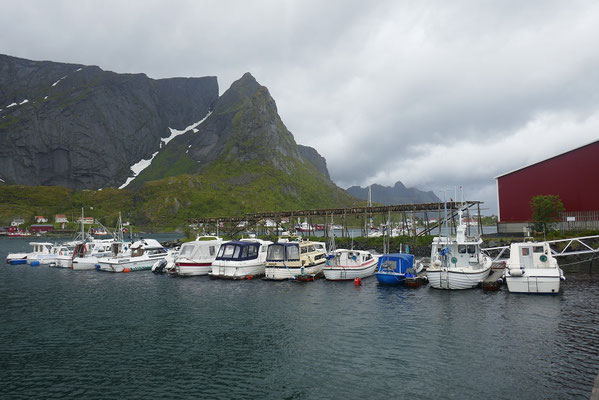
[[374, 253, 416, 285]]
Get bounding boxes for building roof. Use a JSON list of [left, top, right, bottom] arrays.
[[495, 139, 599, 179]]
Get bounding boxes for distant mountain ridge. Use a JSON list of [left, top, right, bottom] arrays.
[[346, 181, 440, 205]]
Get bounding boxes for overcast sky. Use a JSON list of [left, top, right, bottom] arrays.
[[2, 0, 598, 214]]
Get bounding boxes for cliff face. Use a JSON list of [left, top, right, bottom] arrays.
[[346, 181, 440, 205], [0, 54, 218, 189]]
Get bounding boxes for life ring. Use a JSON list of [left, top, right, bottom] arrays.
[[540, 255, 547, 262]]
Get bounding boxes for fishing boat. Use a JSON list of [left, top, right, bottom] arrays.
[[264, 238, 327, 280], [209, 239, 272, 279], [504, 241, 565, 294], [97, 238, 168, 272], [174, 236, 223, 276], [323, 249, 379, 281], [295, 218, 315, 233], [426, 206, 492, 290], [375, 253, 419, 285]]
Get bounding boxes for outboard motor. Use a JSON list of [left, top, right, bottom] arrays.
[[152, 259, 168, 274]]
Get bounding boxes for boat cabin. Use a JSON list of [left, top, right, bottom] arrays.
[[216, 241, 263, 261], [179, 236, 222, 261], [431, 235, 483, 268], [509, 242, 555, 270], [29, 242, 53, 254], [266, 242, 300, 262], [328, 249, 374, 267], [266, 240, 327, 266], [130, 239, 167, 257]]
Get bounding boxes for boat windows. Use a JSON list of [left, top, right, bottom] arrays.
[[467, 245, 476, 254], [267, 244, 285, 261], [247, 245, 258, 258], [300, 246, 308, 254], [533, 246, 544, 253], [286, 245, 299, 260], [233, 246, 241, 259], [179, 244, 194, 257], [458, 245, 467, 254], [521, 247, 530, 256], [221, 244, 235, 258], [209, 246, 216, 256]]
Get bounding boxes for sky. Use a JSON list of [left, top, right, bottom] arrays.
[[2, 0, 599, 214]]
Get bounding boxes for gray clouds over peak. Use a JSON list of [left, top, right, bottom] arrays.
[[2, 0, 598, 213]]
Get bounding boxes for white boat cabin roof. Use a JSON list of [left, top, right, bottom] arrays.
[[131, 239, 164, 249]]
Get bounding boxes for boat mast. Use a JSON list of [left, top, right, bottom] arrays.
[[80, 207, 85, 241]]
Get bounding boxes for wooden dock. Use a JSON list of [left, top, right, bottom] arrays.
[[482, 264, 505, 292]]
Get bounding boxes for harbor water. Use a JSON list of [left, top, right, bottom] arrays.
[[1, 236, 598, 399]]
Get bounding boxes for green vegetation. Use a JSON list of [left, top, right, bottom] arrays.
[[530, 194, 565, 233]]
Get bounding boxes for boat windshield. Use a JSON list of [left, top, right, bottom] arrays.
[[179, 243, 195, 257], [267, 244, 285, 261]]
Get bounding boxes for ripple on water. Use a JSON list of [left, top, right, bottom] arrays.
[[1, 248, 599, 399]]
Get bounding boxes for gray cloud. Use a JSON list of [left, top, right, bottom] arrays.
[[2, 0, 598, 214]]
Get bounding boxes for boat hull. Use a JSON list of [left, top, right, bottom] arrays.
[[323, 260, 377, 281], [6, 253, 28, 264], [176, 262, 213, 276], [427, 267, 490, 290], [264, 261, 325, 280], [210, 262, 265, 279], [72, 257, 100, 270], [375, 271, 406, 285], [505, 269, 562, 294], [97, 255, 167, 273]]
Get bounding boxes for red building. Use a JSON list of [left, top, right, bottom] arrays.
[[495, 140, 599, 233], [30, 224, 54, 233]]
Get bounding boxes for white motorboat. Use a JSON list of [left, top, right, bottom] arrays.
[[427, 207, 492, 290], [264, 238, 327, 280], [175, 236, 223, 276], [504, 241, 564, 294], [10, 242, 54, 265], [47, 243, 76, 268], [209, 239, 271, 279], [97, 239, 167, 272], [71, 239, 116, 270], [323, 249, 379, 281]]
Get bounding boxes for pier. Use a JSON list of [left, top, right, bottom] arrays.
[[188, 200, 483, 237]]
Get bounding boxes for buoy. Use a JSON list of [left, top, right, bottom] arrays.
[[123, 268, 131, 273], [354, 277, 362, 286], [246, 274, 254, 280]]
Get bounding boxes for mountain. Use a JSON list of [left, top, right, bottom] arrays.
[[346, 181, 440, 205], [0, 56, 358, 228], [0, 54, 218, 189], [126, 73, 356, 226]]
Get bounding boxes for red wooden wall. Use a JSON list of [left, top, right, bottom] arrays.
[[497, 141, 599, 222]]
